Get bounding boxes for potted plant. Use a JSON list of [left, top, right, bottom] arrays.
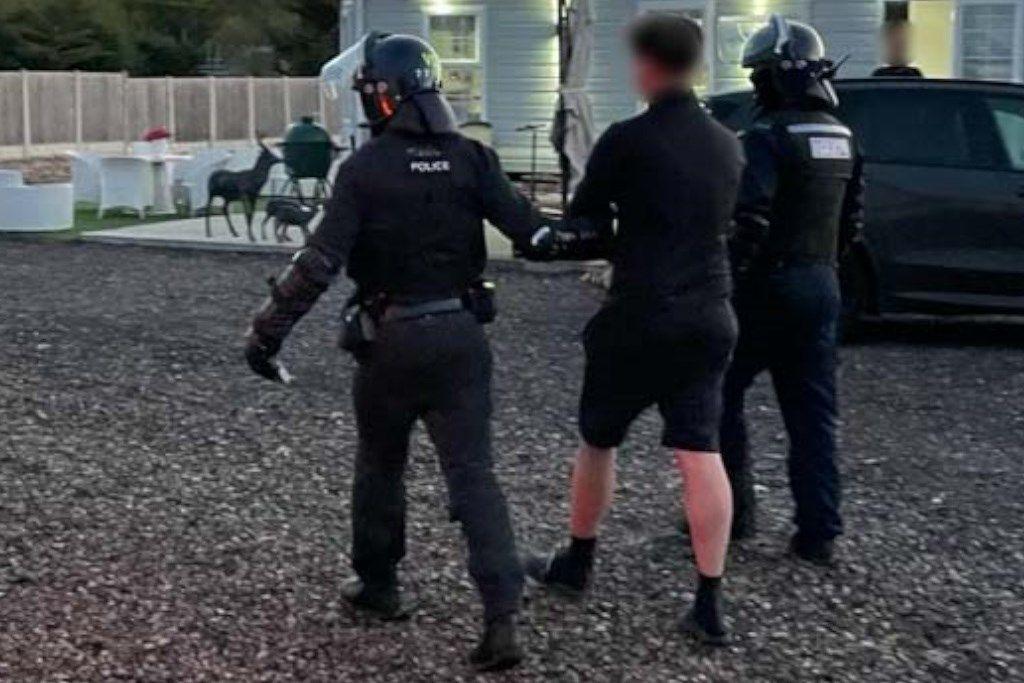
[[142, 126, 172, 156]]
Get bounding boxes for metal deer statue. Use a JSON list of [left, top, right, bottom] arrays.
[[206, 140, 281, 242], [261, 198, 319, 243]]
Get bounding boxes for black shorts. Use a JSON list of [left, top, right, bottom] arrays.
[[578, 297, 738, 452]]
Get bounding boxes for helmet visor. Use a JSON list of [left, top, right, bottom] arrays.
[[320, 35, 370, 101]]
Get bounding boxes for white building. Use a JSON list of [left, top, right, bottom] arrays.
[[339, 0, 1024, 171]]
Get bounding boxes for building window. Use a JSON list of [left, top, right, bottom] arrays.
[[715, 15, 766, 65], [427, 10, 485, 122], [958, 2, 1023, 82]]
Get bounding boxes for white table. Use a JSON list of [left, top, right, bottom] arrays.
[[64, 151, 193, 216], [137, 153, 192, 215]]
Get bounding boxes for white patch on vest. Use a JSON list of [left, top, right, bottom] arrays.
[[809, 136, 852, 160], [410, 159, 451, 174]]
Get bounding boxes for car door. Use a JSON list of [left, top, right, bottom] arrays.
[[836, 84, 1024, 313], [970, 91, 1024, 307]]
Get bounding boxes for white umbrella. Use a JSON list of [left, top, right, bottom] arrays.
[[551, 0, 596, 202]]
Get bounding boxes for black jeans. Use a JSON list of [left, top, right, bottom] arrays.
[[350, 311, 523, 622], [720, 264, 843, 542]]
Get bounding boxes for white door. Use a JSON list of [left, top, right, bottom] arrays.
[[957, 0, 1024, 81]]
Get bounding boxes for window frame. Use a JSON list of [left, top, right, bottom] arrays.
[[423, 4, 488, 120], [955, 0, 1024, 83]]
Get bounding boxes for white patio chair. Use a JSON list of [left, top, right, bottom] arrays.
[[0, 170, 24, 187], [68, 151, 101, 204], [173, 150, 231, 215], [98, 156, 153, 219]]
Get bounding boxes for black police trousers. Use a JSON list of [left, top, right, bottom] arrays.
[[719, 264, 844, 542], [350, 310, 523, 621]]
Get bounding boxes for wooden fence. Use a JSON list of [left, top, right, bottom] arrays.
[[0, 71, 347, 158]]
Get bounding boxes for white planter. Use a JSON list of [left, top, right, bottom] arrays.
[[0, 184, 74, 232]]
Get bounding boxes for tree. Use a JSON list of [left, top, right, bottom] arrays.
[[0, 0, 124, 71], [0, 0, 339, 76]]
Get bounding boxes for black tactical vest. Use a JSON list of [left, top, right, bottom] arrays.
[[345, 127, 491, 303], [762, 110, 857, 263]]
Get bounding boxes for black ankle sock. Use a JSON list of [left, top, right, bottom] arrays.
[[696, 573, 722, 602], [568, 536, 597, 564]]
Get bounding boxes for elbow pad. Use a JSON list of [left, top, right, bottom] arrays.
[[251, 247, 338, 347]]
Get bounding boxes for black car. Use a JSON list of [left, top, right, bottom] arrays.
[[708, 79, 1024, 322]]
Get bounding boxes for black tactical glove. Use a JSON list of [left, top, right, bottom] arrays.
[[244, 332, 293, 384], [523, 219, 612, 262]]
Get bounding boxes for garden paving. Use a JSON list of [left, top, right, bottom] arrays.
[[82, 217, 517, 259]]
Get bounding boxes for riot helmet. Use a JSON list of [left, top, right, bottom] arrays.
[[742, 15, 841, 110], [321, 32, 453, 135]]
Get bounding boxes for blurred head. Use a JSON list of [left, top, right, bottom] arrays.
[[882, 21, 913, 66], [628, 13, 704, 100]]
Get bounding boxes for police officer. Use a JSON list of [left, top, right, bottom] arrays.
[[524, 14, 744, 646], [244, 33, 555, 672], [721, 16, 865, 566]]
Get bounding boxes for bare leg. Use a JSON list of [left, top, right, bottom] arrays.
[[569, 443, 616, 539], [524, 441, 614, 594], [676, 449, 733, 645], [675, 450, 732, 577]]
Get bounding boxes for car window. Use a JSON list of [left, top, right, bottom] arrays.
[[985, 97, 1024, 171], [836, 88, 1000, 170]]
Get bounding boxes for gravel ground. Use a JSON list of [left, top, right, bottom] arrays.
[[1, 241, 1022, 682]]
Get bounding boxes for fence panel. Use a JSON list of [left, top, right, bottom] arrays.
[[0, 71, 340, 157], [126, 78, 172, 138], [0, 73, 25, 146], [288, 78, 321, 126], [28, 72, 76, 144], [215, 78, 250, 141], [81, 73, 127, 143], [254, 78, 288, 137], [172, 78, 212, 143]]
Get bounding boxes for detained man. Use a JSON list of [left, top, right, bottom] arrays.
[[524, 14, 745, 645]]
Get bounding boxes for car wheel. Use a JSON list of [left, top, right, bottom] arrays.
[[839, 256, 873, 342]]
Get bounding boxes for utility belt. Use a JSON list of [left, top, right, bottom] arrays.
[[340, 280, 496, 356]]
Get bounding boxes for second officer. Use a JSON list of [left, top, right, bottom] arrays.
[[721, 16, 865, 566]]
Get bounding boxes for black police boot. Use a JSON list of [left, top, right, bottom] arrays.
[[523, 539, 595, 598], [468, 615, 523, 673], [679, 574, 730, 647], [789, 533, 836, 568], [341, 578, 417, 621]]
